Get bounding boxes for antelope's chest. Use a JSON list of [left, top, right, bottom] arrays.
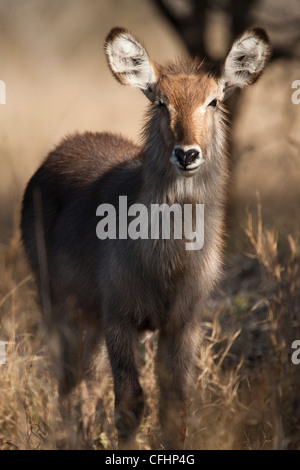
[[129, 246, 201, 327]]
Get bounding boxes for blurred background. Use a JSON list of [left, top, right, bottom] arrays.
[[0, 0, 299, 244], [0, 0, 300, 450]]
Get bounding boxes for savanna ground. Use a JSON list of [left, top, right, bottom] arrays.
[[0, 0, 300, 450]]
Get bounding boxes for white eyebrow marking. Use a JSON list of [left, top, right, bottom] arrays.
[[193, 105, 206, 116], [192, 91, 221, 117]]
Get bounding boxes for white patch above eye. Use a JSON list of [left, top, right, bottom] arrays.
[[193, 105, 206, 116], [193, 95, 219, 116]]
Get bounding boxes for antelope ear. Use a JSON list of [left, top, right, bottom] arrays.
[[104, 27, 158, 101], [221, 27, 271, 98]]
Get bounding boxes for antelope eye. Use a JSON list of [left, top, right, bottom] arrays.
[[208, 99, 217, 108]]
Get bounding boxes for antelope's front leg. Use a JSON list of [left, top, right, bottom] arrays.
[[156, 320, 201, 450], [104, 322, 144, 449]]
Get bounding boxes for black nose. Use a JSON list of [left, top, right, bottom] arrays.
[[174, 148, 199, 168]]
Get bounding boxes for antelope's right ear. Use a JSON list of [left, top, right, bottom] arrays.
[[104, 27, 158, 101]]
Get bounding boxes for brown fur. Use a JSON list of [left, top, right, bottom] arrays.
[[21, 27, 270, 449]]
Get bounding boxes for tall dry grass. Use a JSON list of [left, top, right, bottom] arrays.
[[0, 0, 299, 451], [0, 202, 299, 449]]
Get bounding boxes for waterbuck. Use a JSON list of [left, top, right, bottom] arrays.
[[21, 26, 270, 449]]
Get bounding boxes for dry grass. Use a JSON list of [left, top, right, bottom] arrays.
[[0, 203, 299, 449], [188, 204, 300, 450], [0, 0, 299, 451]]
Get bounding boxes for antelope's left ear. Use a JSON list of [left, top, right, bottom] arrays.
[[104, 27, 158, 101], [221, 27, 271, 98]]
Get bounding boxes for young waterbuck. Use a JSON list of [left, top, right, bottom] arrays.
[[21, 27, 270, 449]]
